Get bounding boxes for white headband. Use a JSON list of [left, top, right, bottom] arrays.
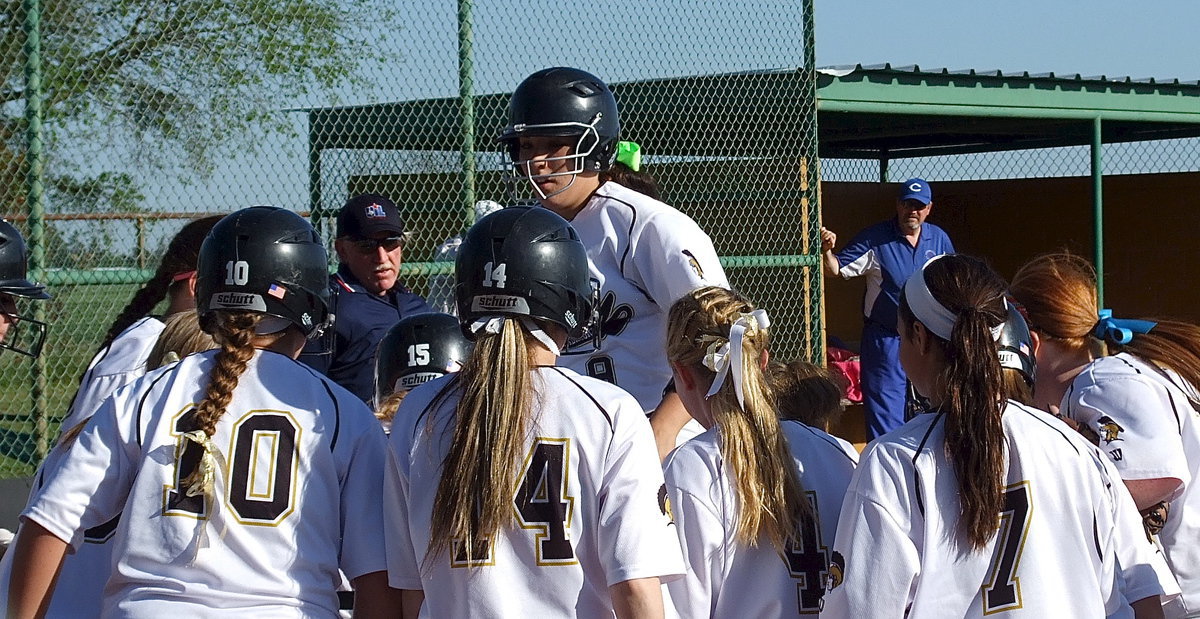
[[904, 255, 1004, 341], [468, 316, 560, 355], [703, 309, 770, 410]]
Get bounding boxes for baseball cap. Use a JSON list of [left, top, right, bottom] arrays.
[[898, 178, 932, 205], [336, 194, 405, 238]]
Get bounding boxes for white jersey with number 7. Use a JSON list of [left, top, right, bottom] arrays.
[[823, 401, 1125, 618]]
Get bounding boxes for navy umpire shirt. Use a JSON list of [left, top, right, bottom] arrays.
[[300, 264, 433, 402]]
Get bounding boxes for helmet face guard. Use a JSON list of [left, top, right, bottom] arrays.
[[0, 305, 47, 358], [505, 117, 605, 201]]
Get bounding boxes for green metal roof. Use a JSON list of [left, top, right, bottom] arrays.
[[305, 63, 1200, 160], [817, 63, 1200, 159]]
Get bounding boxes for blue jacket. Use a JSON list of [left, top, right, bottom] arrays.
[[836, 219, 955, 335], [299, 265, 433, 402]]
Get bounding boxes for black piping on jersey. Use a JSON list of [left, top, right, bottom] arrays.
[[1010, 401, 1081, 456], [1144, 361, 1190, 435], [909, 411, 946, 518], [135, 367, 177, 446], [548, 366, 615, 431], [606, 193, 655, 304], [411, 374, 462, 443], [783, 419, 858, 466], [291, 357, 342, 451], [1091, 515, 1103, 562]]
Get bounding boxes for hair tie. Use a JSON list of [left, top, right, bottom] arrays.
[[616, 141, 642, 172], [468, 315, 559, 355], [904, 256, 1004, 341], [1093, 308, 1156, 345], [180, 430, 219, 499], [703, 309, 770, 410]]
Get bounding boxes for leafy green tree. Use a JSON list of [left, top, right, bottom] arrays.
[[0, 0, 395, 215]]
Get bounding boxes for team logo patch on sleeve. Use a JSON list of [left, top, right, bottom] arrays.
[[657, 484, 674, 523], [682, 249, 705, 279], [1097, 415, 1124, 443], [826, 550, 845, 591]]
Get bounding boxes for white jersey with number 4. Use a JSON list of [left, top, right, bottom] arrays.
[[22, 349, 389, 617], [384, 367, 685, 617], [558, 182, 728, 410], [662, 420, 857, 618], [823, 401, 1127, 618], [1063, 353, 1200, 616]]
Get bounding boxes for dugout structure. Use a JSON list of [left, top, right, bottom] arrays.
[[305, 62, 1200, 368]]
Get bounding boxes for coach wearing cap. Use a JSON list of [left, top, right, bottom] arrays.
[[300, 193, 432, 401], [820, 178, 955, 440]]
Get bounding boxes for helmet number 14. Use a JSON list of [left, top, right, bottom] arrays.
[[483, 261, 507, 289]]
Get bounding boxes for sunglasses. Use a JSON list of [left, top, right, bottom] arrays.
[[349, 236, 404, 253]]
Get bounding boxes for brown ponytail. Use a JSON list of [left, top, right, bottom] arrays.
[[101, 215, 221, 348], [600, 162, 663, 201], [1011, 253, 1200, 393], [178, 310, 261, 496], [666, 286, 808, 550], [899, 255, 1008, 551], [427, 318, 536, 565]]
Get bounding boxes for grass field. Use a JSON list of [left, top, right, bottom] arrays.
[[0, 283, 145, 478]]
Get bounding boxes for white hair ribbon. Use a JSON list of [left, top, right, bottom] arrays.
[[468, 316, 559, 355], [703, 309, 770, 410], [904, 256, 1004, 341]]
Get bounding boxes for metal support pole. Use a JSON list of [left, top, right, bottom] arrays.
[[22, 0, 48, 460], [803, 0, 823, 364], [307, 114, 329, 246], [457, 0, 477, 231], [1091, 117, 1104, 306], [879, 151, 890, 183]]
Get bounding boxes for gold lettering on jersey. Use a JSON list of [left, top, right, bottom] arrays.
[[450, 537, 496, 568], [248, 430, 279, 499], [162, 405, 210, 521], [982, 480, 1033, 614], [227, 409, 301, 527], [514, 437, 578, 567]]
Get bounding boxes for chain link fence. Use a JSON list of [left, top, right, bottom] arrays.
[[822, 137, 1200, 182], [0, 0, 823, 478]]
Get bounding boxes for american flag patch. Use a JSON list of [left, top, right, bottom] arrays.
[[268, 284, 287, 299]]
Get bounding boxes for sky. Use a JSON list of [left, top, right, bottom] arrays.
[[816, 0, 1199, 80], [62, 0, 1200, 231]]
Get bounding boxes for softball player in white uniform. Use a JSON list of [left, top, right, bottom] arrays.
[[499, 67, 728, 411], [6, 207, 393, 617], [384, 206, 684, 617], [62, 215, 219, 432], [1011, 253, 1200, 617], [662, 287, 855, 618], [824, 255, 1134, 618]]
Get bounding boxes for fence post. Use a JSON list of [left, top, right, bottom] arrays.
[[1091, 117, 1104, 306], [457, 0, 477, 233], [136, 216, 146, 269], [23, 0, 48, 461]]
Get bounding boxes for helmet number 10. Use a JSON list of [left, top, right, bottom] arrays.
[[483, 261, 507, 289], [225, 260, 250, 286]]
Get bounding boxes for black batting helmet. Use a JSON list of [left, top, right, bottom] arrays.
[[0, 221, 49, 300], [455, 206, 595, 341], [499, 67, 621, 175], [998, 301, 1036, 386], [374, 312, 473, 406], [0, 220, 50, 357], [196, 207, 331, 338]]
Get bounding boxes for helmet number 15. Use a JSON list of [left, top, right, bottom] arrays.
[[483, 261, 507, 289], [407, 343, 430, 367]]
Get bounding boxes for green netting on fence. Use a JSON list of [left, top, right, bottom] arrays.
[[0, 1, 823, 477]]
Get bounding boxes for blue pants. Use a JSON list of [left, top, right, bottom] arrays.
[[860, 321, 908, 440]]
